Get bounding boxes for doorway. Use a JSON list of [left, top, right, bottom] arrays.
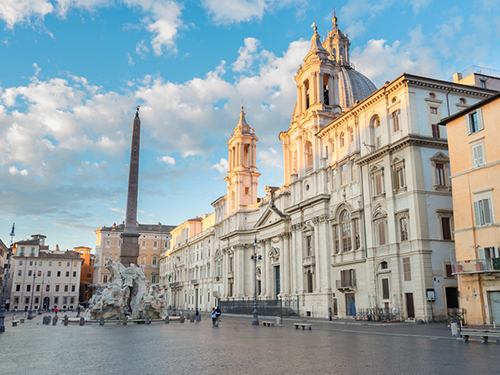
[[43, 297, 50, 311], [406, 293, 415, 318], [345, 293, 355, 316], [489, 291, 500, 324], [275, 266, 281, 298], [445, 287, 459, 309]]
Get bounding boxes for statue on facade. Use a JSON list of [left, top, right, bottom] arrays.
[[85, 260, 166, 321]]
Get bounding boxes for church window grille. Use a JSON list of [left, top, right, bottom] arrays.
[[400, 217, 409, 242], [341, 211, 352, 252]]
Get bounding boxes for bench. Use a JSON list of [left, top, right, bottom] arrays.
[[461, 329, 500, 344], [12, 320, 19, 326], [262, 321, 275, 327], [294, 323, 312, 330]]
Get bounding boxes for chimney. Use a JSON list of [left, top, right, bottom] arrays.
[[453, 72, 463, 83]]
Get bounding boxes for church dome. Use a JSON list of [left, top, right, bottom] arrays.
[[337, 65, 377, 108]]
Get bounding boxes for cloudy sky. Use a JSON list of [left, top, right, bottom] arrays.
[[1, 0, 499, 251]]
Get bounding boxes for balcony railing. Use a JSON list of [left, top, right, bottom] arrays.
[[336, 278, 357, 289], [453, 258, 500, 274], [303, 256, 315, 267]]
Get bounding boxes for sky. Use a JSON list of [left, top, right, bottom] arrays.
[[1, 0, 499, 252]]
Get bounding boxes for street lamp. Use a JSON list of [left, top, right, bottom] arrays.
[[27, 261, 37, 319], [0, 224, 15, 332], [38, 273, 45, 314], [173, 264, 177, 316], [251, 236, 261, 325]]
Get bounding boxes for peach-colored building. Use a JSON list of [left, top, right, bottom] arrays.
[[439, 91, 500, 325]]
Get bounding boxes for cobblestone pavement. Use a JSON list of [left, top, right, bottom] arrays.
[[1, 312, 499, 375]]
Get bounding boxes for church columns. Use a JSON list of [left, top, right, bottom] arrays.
[[223, 250, 229, 297], [319, 73, 324, 104], [312, 73, 318, 104], [297, 135, 304, 178], [302, 83, 308, 112], [281, 234, 289, 296], [291, 229, 298, 294], [235, 246, 244, 298], [313, 223, 321, 292], [296, 85, 302, 114], [318, 216, 330, 293], [260, 241, 266, 296], [265, 239, 272, 298]]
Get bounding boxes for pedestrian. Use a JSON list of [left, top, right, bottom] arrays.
[[55, 307, 58, 316], [328, 307, 332, 321], [215, 307, 221, 327], [211, 308, 217, 327], [77, 305, 81, 318], [195, 307, 199, 322]]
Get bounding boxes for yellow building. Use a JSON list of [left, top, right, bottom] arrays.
[[94, 223, 175, 288], [439, 91, 500, 325]]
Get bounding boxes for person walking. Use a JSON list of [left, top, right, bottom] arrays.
[[211, 308, 217, 327], [195, 308, 199, 322], [328, 307, 332, 321], [215, 307, 221, 327], [77, 305, 81, 318]]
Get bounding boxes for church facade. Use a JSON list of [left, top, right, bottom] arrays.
[[159, 16, 496, 321]]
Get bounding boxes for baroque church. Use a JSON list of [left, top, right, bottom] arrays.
[[158, 15, 495, 321]]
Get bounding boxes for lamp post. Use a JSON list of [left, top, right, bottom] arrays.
[[251, 236, 261, 325], [0, 223, 15, 333], [173, 264, 177, 316], [38, 273, 45, 314], [27, 261, 37, 319]]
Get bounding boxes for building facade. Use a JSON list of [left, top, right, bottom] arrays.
[[158, 16, 496, 321], [439, 91, 500, 325], [7, 235, 83, 311], [94, 223, 175, 289], [74, 246, 95, 306]]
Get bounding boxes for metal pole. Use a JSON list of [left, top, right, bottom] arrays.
[[38, 273, 44, 314], [0, 224, 15, 332], [173, 265, 177, 316], [27, 262, 37, 319], [252, 236, 259, 325]]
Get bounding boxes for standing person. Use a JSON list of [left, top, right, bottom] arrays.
[[77, 305, 81, 318], [211, 308, 217, 327], [215, 307, 221, 327], [195, 307, 199, 322], [55, 307, 58, 316], [328, 307, 332, 321]]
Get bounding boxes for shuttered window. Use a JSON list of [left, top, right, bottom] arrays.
[[403, 257, 411, 281], [473, 198, 493, 227], [472, 144, 485, 167]]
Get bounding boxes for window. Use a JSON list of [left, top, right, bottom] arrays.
[[103, 275, 108, 283], [74, 262, 77, 267], [391, 109, 400, 132], [47, 271, 51, 277], [36, 285, 40, 292], [30, 247, 35, 256], [353, 219, 360, 250], [48, 261, 52, 266], [71, 285, 75, 292], [29, 261, 33, 266], [73, 271, 76, 277], [306, 236, 313, 256], [339, 132, 345, 148], [340, 164, 347, 186], [380, 261, 388, 270], [392, 164, 405, 190], [403, 257, 411, 281], [472, 143, 485, 167], [28, 270, 32, 276], [16, 285, 20, 292], [66, 271, 69, 277], [56, 285, 60, 292], [152, 274, 157, 284], [106, 240, 111, 247], [17, 270, 21, 276], [19, 247, 25, 256], [46, 285, 50, 292], [445, 264, 454, 278], [374, 173, 383, 196], [70, 297, 74, 304], [480, 80, 486, 88], [382, 279, 390, 299], [400, 217, 409, 242], [141, 256, 146, 265], [64, 285, 69, 292], [466, 109, 484, 135], [478, 247, 500, 260], [152, 257, 157, 265], [474, 198, 493, 227], [436, 163, 446, 186], [441, 217, 452, 240], [27, 285, 31, 292], [333, 225, 339, 254], [37, 270, 41, 277], [245, 187, 249, 195], [305, 141, 313, 168], [67, 262, 70, 266], [153, 241, 158, 248], [58, 262, 61, 266], [39, 262, 42, 266], [349, 128, 354, 143], [430, 107, 438, 114], [431, 124, 440, 138], [377, 221, 387, 246], [341, 211, 352, 253], [19, 260, 23, 266]]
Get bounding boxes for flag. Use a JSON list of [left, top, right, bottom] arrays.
[[168, 274, 171, 281]]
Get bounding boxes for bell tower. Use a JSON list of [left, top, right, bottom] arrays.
[[323, 12, 351, 66], [225, 106, 260, 214]]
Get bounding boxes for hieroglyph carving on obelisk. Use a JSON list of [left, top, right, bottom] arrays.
[[120, 106, 141, 266]]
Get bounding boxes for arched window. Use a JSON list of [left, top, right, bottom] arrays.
[[341, 210, 352, 252], [339, 132, 345, 148], [379, 261, 388, 270]]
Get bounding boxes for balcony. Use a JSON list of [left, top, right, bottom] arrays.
[[303, 256, 315, 267], [169, 282, 180, 288], [453, 258, 500, 275], [336, 278, 357, 290]]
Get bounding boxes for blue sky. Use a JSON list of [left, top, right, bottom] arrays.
[[1, 0, 499, 251]]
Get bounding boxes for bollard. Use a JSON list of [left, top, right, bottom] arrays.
[[43, 316, 51, 325], [180, 315, 185, 323], [63, 315, 69, 326], [164, 316, 169, 324], [123, 315, 127, 325], [52, 316, 58, 325], [79, 317, 85, 326], [145, 316, 150, 325], [190, 315, 195, 323], [100, 317, 105, 326]]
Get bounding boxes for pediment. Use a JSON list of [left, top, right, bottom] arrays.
[[255, 206, 283, 228]]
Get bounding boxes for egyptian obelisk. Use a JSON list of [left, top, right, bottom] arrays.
[[120, 106, 141, 266]]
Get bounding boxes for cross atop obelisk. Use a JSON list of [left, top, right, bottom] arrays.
[[120, 106, 141, 266]]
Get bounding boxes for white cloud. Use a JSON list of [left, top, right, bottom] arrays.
[[232, 37, 261, 72], [9, 166, 28, 175], [157, 155, 175, 165], [33, 63, 41, 76], [127, 53, 134, 66], [258, 148, 282, 169], [351, 25, 442, 86], [0, 0, 54, 28], [201, 0, 307, 25], [212, 158, 228, 173]]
